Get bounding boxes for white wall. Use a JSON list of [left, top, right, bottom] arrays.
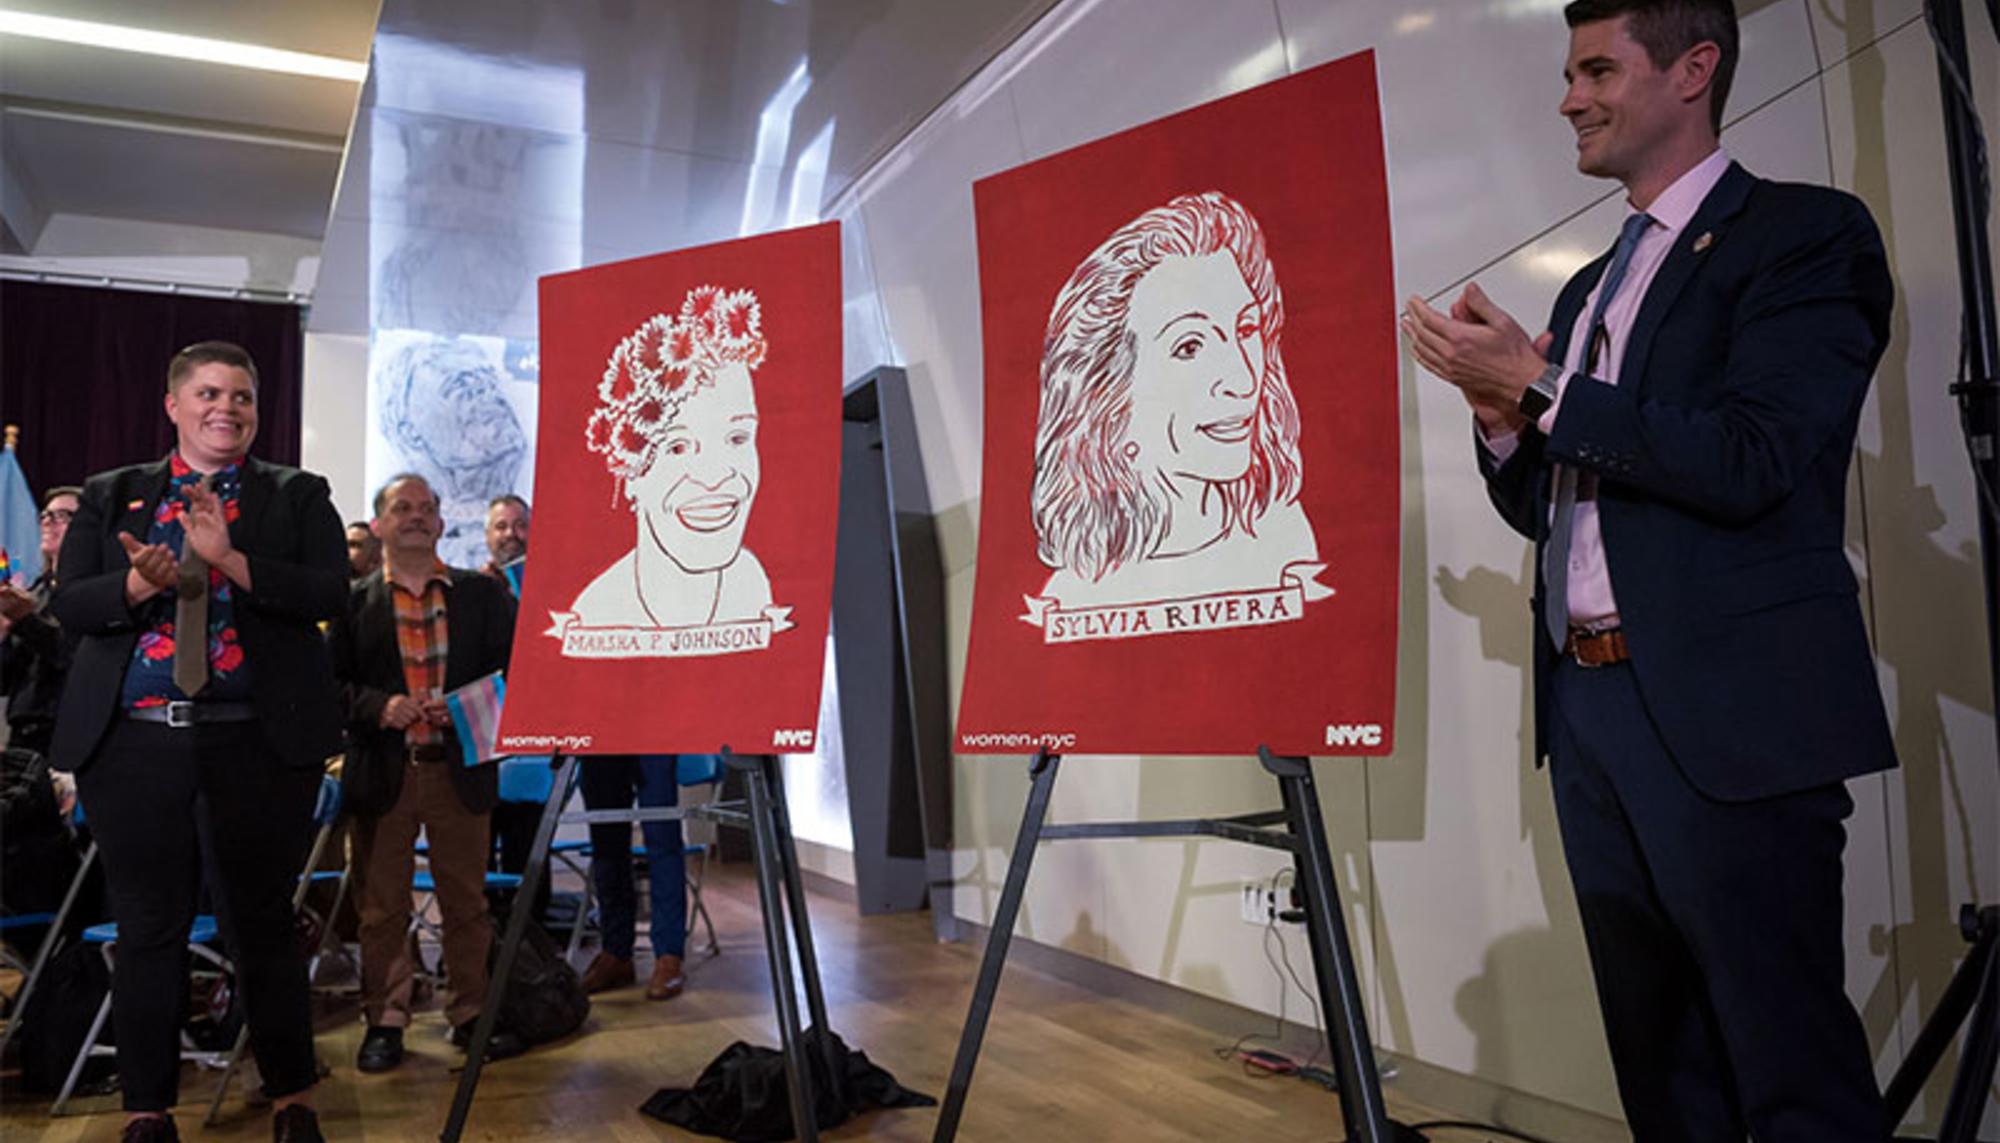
[[826, 0, 2000, 1133], [301, 330, 371, 522]]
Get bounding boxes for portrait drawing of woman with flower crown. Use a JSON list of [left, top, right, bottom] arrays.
[[570, 285, 771, 629]]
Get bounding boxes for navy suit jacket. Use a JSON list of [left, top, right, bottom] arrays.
[[1480, 162, 1898, 801], [331, 566, 516, 818], [49, 456, 349, 772]]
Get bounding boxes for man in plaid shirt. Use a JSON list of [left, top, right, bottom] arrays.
[[333, 473, 518, 1072]]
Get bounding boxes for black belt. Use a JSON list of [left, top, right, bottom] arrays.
[[126, 701, 259, 727], [408, 743, 450, 763]]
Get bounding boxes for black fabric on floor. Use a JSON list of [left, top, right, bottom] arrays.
[[639, 1027, 935, 1142]]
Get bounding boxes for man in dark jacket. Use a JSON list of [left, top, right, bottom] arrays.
[[1406, 3, 1896, 1139], [332, 472, 518, 1071]]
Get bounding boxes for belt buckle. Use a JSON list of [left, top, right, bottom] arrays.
[[167, 700, 197, 728], [1568, 626, 1607, 669]]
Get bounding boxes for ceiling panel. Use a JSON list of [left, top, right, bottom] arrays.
[[0, 37, 363, 138], [1, 0, 380, 61], [2, 109, 343, 238]]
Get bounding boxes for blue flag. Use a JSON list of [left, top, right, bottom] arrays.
[[0, 444, 40, 587]]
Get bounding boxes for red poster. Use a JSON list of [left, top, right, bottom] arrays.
[[498, 223, 842, 756], [955, 53, 1398, 758]]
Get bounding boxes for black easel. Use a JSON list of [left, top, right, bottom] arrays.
[[1888, 3, 2000, 1138], [440, 748, 843, 1143], [1884, 904, 2000, 1142], [931, 747, 1418, 1143]]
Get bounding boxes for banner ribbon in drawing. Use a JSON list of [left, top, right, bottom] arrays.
[[1020, 562, 1332, 644], [546, 606, 796, 658]]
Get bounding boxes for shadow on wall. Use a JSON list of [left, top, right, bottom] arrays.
[[1432, 545, 1580, 940], [1835, 6, 1997, 1130], [1354, 348, 1453, 1054], [1434, 544, 1609, 1086], [951, 732, 1038, 941], [1454, 925, 1621, 1117]]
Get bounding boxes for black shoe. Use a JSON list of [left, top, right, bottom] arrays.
[[449, 1019, 526, 1061], [121, 1115, 180, 1142], [272, 1104, 325, 1143], [355, 1025, 404, 1073]]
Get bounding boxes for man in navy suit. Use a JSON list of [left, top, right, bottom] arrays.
[[1406, 2, 1896, 1138]]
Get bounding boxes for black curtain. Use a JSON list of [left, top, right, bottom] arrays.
[[0, 280, 305, 495]]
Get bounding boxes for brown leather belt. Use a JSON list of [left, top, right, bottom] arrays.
[[408, 743, 450, 763], [1565, 625, 1630, 667]]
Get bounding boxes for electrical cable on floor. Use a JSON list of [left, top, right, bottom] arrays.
[[1226, 869, 1572, 1143], [1270, 867, 1330, 1073], [1213, 870, 1305, 1080]]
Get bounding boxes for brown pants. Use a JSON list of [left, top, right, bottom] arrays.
[[352, 760, 493, 1028]]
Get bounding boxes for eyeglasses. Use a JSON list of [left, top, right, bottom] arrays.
[[38, 508, 74, 525]]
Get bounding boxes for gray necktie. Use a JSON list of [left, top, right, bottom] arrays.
[[1543, 211, 1653, 651], [173, 478, 211, 697]]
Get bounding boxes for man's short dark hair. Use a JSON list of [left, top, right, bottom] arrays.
[[41, 485, 81, 510], [347, 520, 375, 533], [487, 493, 530, 517], [167, 341, 260, 392], [373, 472, 434, 517], [1565, 0, 1738, 133]]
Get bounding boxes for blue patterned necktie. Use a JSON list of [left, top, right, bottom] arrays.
[[1543, 211, 1654, 651]]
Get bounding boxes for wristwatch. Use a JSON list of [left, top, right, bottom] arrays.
[[1516, 362, 1563, 420]]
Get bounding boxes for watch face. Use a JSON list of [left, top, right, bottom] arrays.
[[1519, 372, 1557, 419]]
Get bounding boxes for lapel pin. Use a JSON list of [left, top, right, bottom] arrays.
[[1692, 231, 1714, 253], [125, 499, 145, 511]]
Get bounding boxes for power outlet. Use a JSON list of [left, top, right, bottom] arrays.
[[1239, 879, 1277, 925]]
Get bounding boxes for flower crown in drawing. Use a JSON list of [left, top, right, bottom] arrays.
[[585, 284, 767, 488]]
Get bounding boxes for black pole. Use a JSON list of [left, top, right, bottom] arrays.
[[1929, 0, 2000, 741], [733, 746, 820, 1143], [1888, 6, 2000, 1137], [761, 753, 845, 1087], [1885, 919, 1995, 1118], [441, 752, 578, 1143], [1935, 915, 2000, 1142], [931, 749, 1059, 1143], [1260, 748, 1393, 1142]]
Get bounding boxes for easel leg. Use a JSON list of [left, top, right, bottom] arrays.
[[761, 753, 844, 1085], [1937, 908, 2000, 1143], [1885, 905, 1998, 1128], [736, 749, 820, 1143], [440, 753, 578, 1143], [932, 749, 1060, 1143], [1261, 748, 1393, 1143]]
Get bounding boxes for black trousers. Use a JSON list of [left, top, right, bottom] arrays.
[[74, 718, 320, 1111], [1548, 656, 1889, 1142]]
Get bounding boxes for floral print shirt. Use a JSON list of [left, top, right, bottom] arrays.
[[121, 453, 255, 709]]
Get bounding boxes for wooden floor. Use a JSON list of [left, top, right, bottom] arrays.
[[3, 864, 1448, 1141]]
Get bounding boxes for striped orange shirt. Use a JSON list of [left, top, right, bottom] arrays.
[[388, 561, 452, 747]]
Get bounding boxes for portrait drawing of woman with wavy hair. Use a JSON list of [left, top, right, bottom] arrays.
[[1032, 191, 1318, 613]]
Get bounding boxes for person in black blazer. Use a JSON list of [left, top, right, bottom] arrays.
[[331, 473, 518, 1071], [52, 341, 342, 1143], [1406, 3, 1895, 1140]]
